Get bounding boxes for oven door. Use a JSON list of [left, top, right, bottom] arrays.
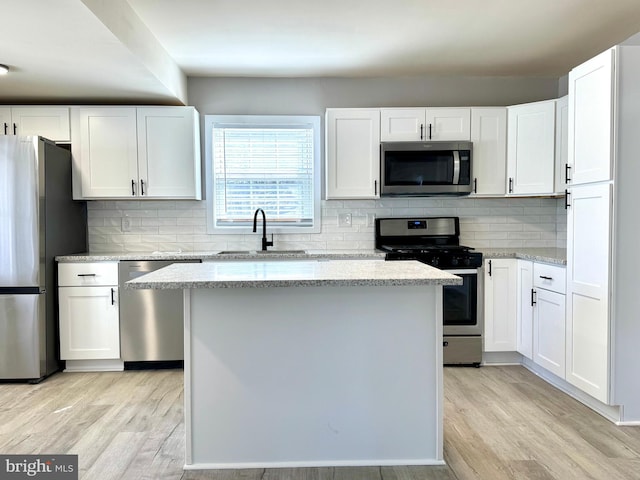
[[442, 268, 482, 336]]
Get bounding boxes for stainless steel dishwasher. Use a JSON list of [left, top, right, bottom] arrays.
[[118, 260, 200, 364]]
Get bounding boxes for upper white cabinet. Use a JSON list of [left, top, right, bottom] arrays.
[[470, 107, 507, 195], [484, 258, 517, 352], [0, 106, 70, 142], [555, 96, 569, 194], [507, 100, 556, 195], [568, 48, 615, 185], [326, 108, 380, 199], [72, 106, 201, 200], [380, 107, 471, 141]]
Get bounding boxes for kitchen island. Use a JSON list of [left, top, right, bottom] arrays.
[[126, 259, 460, 470]]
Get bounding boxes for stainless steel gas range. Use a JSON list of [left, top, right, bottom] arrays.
[[375, 217, 483, 367]]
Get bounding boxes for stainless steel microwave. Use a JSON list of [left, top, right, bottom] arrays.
[[380, 141, 473, 196]]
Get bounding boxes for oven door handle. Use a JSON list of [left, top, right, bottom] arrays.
[[443, 269, 479, 275], [452, 150, 461, 185]]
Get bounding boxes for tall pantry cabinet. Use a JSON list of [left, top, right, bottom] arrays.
[[566, 34, 640, 421]]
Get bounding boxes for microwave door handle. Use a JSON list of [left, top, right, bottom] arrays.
[[452, 150, 461, 184]]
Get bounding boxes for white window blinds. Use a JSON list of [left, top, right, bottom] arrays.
[[209, 116, 320, 230]]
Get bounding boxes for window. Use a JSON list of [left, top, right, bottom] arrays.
[[205, 115, 321, 233]]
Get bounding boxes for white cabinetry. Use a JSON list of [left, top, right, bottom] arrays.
[[58, 262, 120, 362], [325, 108, 380, 199], [0, 106, 70, 142], [470, 107, 507, 195], [568, 48, 614, 185], [72, 106, 201, 200], [483, 258, 517, 352], [515, 260, 534, 359], [380, 107, 471, 141], [565, 183, 611, 402], [532, 263, 566, 378], [506, 100, 556, 195], [555, 96, 569, 194]]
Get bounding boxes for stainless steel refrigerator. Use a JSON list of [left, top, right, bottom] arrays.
[[0, 136, 87, 382]]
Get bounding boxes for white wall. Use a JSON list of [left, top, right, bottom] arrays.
[[86, 73, 567, 253]]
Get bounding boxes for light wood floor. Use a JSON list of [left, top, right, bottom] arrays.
[[1, 366, 639, 479]]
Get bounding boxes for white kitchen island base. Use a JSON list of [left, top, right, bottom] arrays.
[[184, 284, 444, 469]]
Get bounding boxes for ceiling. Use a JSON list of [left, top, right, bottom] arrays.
[[2, 0, 640, 105]]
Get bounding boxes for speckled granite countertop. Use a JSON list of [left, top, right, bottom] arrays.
[[56, 250, 386, 262], [125, 259, 462, 289], [479, 248, 566, 265]]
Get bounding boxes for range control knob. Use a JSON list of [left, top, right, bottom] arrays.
[[463, 257, 471, 266], [450, 257, 459, 267], [431, 256, 439, 267]]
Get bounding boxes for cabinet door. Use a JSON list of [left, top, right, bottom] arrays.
[[59, 286, 120, 360], [425, 108, 471, 141], [137, 107, 202, 199], [566, 183, 611, 403], [516, 260, 534, 359], [484, 259, 517, 352], [507, 100, 556, 195], [326, 109, 380, 199], [470, 108, 507, 195], [568, 48, 615, 185], [555, 96, 569, 194], [0, 107, 11, 136], [11, 107, 70, 142], [533, 288, 566, 378], [75, 107, 138, 198], [380, 108, 426, 141]]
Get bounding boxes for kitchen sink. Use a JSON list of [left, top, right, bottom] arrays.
[[217, 250, 307, 255]]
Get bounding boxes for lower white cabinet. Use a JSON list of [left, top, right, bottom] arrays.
[[533, 288, 566, 377], [58, 262, 120, 360], [483, 258, 517, 352], [516, 260, 534, 359]]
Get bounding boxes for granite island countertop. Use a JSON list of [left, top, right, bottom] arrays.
[[125, 259, 462, 289]]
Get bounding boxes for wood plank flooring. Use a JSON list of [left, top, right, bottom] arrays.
[[0, 366, 639, 479]]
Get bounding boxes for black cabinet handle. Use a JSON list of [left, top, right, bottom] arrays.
[[539, 275, 553, 280], [141, 179, 146, 196], [374, 180, 377, 196], [565, 189, 571, 209], [111, 288, 116, 305], [131, 179, 136, 196], [531, 289, 537, 306], [428, 123, 432, 140], [474, 178, 478, 194], [77, 273, 96, 277], [508, 178, 514, 193], [488, 260, 492, 277], [420, 124, 424, 140], [12, 123, 17, 135], [3, 122, 7, 135], [565, 164, 571, 183]]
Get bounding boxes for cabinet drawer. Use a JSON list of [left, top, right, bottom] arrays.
[[58, 262, 118, 286], [533, 263, 566, 294]]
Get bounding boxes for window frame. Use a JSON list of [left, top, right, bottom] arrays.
[[204, 114, 322, 234]]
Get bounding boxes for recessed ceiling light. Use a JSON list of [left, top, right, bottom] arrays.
[[0, 64, 9, 75]]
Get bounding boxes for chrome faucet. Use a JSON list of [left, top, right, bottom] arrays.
[[252, 208, 274, 251]]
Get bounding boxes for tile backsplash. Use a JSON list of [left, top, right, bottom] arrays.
[[87, 197, 566, 253]]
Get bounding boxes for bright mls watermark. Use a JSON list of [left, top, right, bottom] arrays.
[[0, 455, 77, 479]]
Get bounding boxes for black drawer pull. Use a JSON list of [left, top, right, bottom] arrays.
[[77, 273, 96, 277], [539, 275, 553, 280]]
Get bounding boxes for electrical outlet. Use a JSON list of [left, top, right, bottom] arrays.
[[338, 213, 352, 227], [366, 213, 376, 227], [121, 216, 132, 232]]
